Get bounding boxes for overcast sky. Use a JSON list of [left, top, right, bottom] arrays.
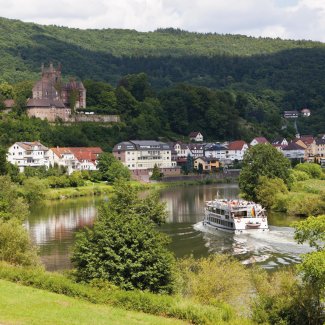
[[1, 0, 325, 42]]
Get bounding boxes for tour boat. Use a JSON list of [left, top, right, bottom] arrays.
[[203, 198, 269, 234]]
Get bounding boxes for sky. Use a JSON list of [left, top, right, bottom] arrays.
[[1, 0, 325, 42]]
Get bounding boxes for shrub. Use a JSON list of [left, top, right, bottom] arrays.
[[0, 219, 39, 266], [176, 255, 252, 311], [22, 177, 47, 204], [295, 163, 322, 179], [289, 169, 310, 183], [286, 193, 324, 216], [256, 176, 288, 208]]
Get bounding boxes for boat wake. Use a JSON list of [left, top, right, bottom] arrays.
[[193, 221, 313, 269]]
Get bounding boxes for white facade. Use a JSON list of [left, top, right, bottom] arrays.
[[49, 147, 102, 174], [204, 144, 227, 160], [189, 132, 203, 142], [226, 142, 249, 161], [174, 143, 192, 158], [7, 142, 50, 172], [114, 140, 177, 170]]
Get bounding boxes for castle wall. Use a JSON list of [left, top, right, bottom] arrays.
[[27, 108, 120, 123], [27, 107, 72, 122]]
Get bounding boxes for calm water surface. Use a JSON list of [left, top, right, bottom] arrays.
[[26, 184, 312, 271]]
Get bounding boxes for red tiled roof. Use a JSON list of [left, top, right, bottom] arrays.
[[50, 147, 103, 162], [228, 140, 247, 150], [69, 147, 103, 162]]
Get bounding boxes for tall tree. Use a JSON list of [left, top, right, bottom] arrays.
[[239, 144, 290, 201]]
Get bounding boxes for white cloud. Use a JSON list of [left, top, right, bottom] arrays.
[[0, 0, 325, 41]]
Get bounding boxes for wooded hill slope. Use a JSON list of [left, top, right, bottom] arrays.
[[0, 17, 324, 139]]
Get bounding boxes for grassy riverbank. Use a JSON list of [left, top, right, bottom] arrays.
[[0, 279, 185, 325], [272, 179, 325, 216], [43, 177, 237, 200], [0, 263, 251, 325]]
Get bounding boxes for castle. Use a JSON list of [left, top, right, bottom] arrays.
[[26, 63, 86, 122]]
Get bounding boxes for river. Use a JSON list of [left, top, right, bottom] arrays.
[[26, 184, 312, 271]]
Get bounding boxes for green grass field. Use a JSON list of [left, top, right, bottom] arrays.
[[0, 279, 185, 325]]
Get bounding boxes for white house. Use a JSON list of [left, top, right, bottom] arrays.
[[189, 143, 205, 159], [250, 137, 269, 146], [281, 142, 305, 160], [226, 140, 248, 161], [7, 141, 50, 172], [49, 147, 103, 173], [189, 132, 203, 142], [301, 108, 311, 117], [204, 143, 227, 160], [173, 142, 192, 159]]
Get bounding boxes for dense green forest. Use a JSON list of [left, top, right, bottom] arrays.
[[0, 17, 324, 144]]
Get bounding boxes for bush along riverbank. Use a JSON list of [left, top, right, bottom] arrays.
[[238, 144, 325, 217]]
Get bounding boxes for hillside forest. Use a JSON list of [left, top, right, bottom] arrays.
[[0, 17, 324, 150]]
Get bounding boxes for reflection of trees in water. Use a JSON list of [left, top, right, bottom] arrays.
[[161, 184, 239, 223]]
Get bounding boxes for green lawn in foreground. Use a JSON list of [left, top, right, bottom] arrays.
[[0, 280, 185, 325]]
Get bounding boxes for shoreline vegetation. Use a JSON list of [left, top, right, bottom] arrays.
[[42, 176, 238, 200]]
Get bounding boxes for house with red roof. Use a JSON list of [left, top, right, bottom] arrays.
[[49, 147, 103, 173], [226, 140, 248, 161], [250, 137, 269, 146]]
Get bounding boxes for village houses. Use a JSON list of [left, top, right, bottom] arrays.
[[7, 141, 102, 173]]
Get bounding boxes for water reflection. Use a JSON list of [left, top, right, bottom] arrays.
[[27, 184, 309, 271]]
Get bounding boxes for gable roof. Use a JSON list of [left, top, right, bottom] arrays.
[[189, 132, 202, 138], [26, 98, 66, 108], [228, 140, 247, 150], [50, 147, 103, 162], [282, 142, 305, 150], [16, 141, 48, 151], [251, 137, 269, 144]]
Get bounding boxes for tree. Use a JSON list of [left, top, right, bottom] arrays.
[[0, 146, 7, 175], [185, 154, 194, 174], [72, 182, 175, 293], [150, 164, 163, 181], [239, 144, 290, 201], [97, 153, 130, 183]]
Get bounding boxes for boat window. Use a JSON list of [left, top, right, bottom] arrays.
[[235, 211, 247, 217]]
